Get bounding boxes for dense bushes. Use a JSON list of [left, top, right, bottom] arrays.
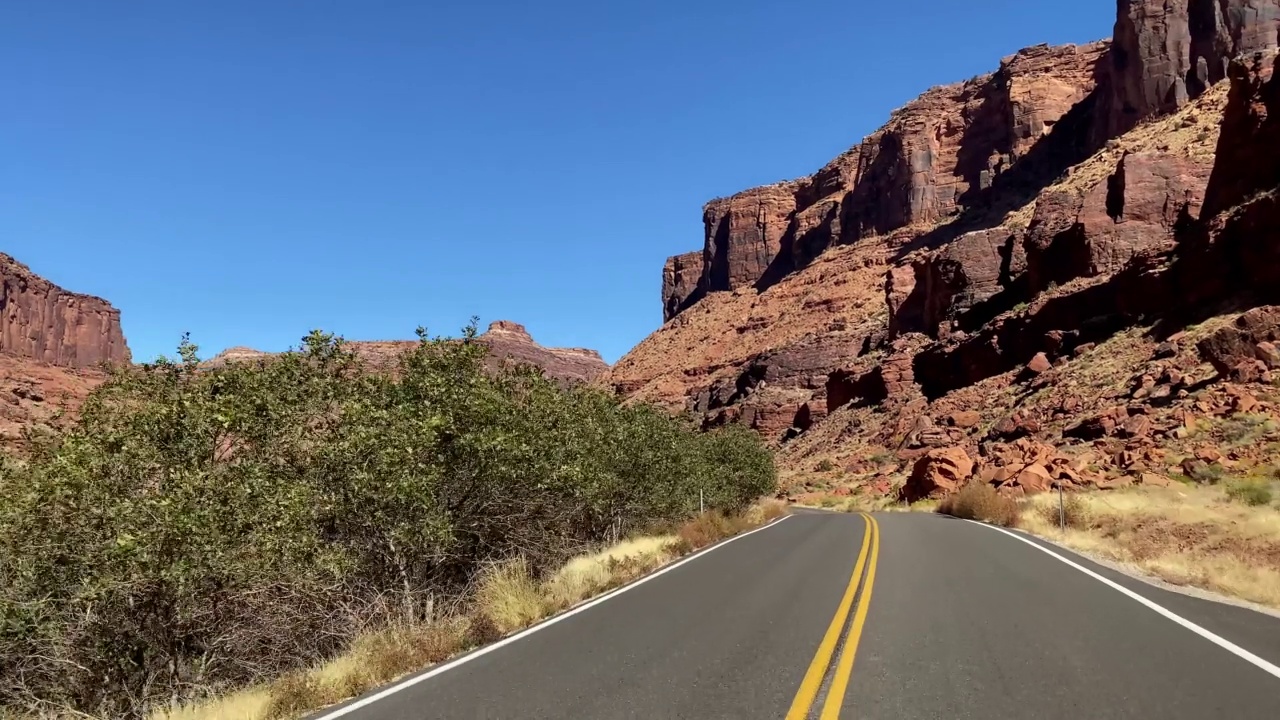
[[0, 326, 775, 718]]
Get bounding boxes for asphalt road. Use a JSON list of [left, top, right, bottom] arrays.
[[316, 511, 1280, 719]]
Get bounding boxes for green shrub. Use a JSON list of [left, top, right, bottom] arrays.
[[1189, 462, 1228, 485], [816, 459, 835, 472], [0, 324, 776, 718], [868, 451, 895, 466], [1219, 414, 1278, 446], [1225, 478, 1274, 507]]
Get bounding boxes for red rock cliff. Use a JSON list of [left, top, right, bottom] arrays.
[[1102, 0, 1279, 137], [661, 251, 705, 322], [0, 253, 130, 369], [659, 41, 1109, 321]]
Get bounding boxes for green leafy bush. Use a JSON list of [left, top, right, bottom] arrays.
[[0, 325, 775, 717]]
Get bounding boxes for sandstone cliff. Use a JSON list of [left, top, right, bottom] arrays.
[[0, 254, 129, 450], [1, 253, 130, 369], [657, 41, 1110, 326], [613, 1, 1280, 500]]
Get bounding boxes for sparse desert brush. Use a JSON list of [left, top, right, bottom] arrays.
[[1036, 493, 1092, 529], [676, 511, 737, 549], [741, 499, 788, 524], [1225, 478, 1274, 507], [937, 483, 1020, 527]]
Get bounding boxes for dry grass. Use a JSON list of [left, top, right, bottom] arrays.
[[674, 511, 744, 550], [541, 534, 677, 610], [1034, 493, 1092, 530], [153, 502, 786, 720], [1019, 486, 1280, 608], [937, 483, 1020, 527], [475, 558, 544, 634]]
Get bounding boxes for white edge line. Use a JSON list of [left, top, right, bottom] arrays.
[[312, 514, 794, 719], [964, 519, 1280, 681]]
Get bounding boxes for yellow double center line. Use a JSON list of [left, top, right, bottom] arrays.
[[785, 512, 881, 720]]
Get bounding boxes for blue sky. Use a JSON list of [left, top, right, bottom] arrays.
[[3, 1, 1114, 364]]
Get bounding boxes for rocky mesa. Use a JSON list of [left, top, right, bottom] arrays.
[[611, 0, 1280, 501], [0, 253, 131, 448]]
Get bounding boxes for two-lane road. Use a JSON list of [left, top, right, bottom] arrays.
[[315, 511, 1280, 719]]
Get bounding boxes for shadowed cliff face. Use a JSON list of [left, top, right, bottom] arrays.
[[1104, 0, 1279, 138], [613, 2, 1280, 485], [0, 253, 130, 369]]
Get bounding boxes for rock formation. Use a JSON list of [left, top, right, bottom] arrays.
[[1, 253, 130, 369], [1103, 0, 1279, 137], [662, 252, 705, 321], [0, 254, 129, 450], [655, 41, 1109, 319], [612, 1, 1280, 501], [478, 320, 608, 384]]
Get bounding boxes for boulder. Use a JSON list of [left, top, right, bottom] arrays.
[[948, 410, 983, 429], [1064, 406, 1128, 440], [988, 413, 1042, 441], [1096, 475, 1135, 490], [1013, 464, 1055, 494], [901, 447, 975, 502], [1026, 352, 1053, 374], [1198, 307, 1280, 376], [1256, 342, 1280, 369], [1119, 414, 1153, 439]]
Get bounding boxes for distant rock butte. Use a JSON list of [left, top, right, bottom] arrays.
[[205, 321, 608, 385]]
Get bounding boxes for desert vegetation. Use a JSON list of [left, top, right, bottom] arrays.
[[1018, 485, 1280, 609], [931, 478, 1280, 610], [0, 324, 777, 719]]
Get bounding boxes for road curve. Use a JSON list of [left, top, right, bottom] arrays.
[[315, 511, 1280, 719]]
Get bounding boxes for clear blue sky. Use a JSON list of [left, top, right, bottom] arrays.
[[3, 1, 1114, 364]]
